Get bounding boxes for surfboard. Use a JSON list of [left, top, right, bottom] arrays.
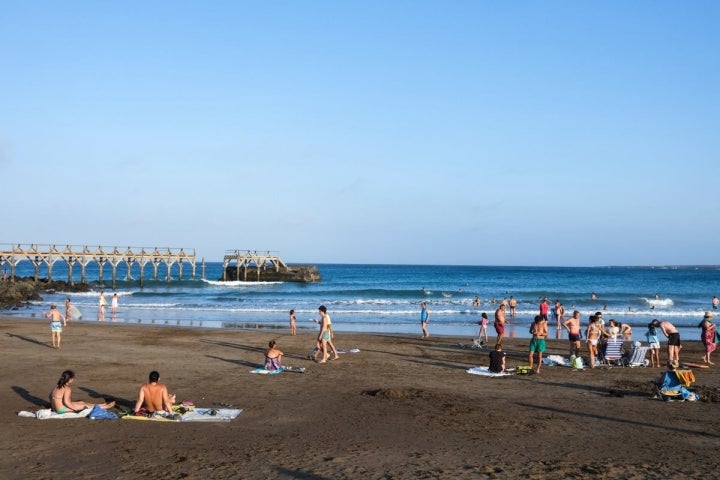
[[680, 362, 709, 369], [69, 305, 82, 319]]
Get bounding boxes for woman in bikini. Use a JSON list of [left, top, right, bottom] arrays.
[[50, 370, 115, 414], [585, 315, 601, 368]]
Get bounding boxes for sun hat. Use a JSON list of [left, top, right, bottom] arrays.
[[704, 311, 714, 319]]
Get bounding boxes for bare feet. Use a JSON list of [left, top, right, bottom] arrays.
[[331, 356, 340, 360]]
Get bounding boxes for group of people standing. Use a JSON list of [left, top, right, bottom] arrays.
[[471, 294, 714, 374], [97, 291, 119, 321], [44, 291, 120, 349]]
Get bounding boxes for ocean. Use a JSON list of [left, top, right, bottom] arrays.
[[4, 263, 719, 341]]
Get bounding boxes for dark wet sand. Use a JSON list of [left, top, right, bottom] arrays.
[[1, 317, 718, 479]]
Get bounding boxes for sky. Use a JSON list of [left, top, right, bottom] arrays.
[[1, 1, 718, 266]]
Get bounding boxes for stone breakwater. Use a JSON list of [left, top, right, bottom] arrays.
[[0, 278, 91, 310], [222, 265, 321, 283]]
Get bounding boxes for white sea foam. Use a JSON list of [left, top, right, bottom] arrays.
[[643, 298, 674, 307]]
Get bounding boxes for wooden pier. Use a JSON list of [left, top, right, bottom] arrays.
[[0, 244, 196, 289], [222, 250, 320, 282]]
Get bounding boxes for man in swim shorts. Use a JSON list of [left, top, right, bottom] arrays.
[[528, 315, 548, 373], [494, 304, 507, 344], [563, 310, 582, 357], [651, 319, 681, 364]]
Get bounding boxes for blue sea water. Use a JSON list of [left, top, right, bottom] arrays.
[[4, 262, 720, 341]]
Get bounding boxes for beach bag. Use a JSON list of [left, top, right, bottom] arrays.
[[573, 356, 584, 369], [87, 404, 118, 420]]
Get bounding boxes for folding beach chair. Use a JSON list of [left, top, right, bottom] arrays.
[[600, 337, 624, 367], [624, 345, 649, 367]]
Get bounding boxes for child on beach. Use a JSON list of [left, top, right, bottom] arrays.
[[44, 304, 66, 349], [645, 322, 661, 367], [289, 309, 297, 336], [478, 312, 489, 343]]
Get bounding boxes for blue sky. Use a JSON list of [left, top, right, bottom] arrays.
[[1, 1, 718, 265]]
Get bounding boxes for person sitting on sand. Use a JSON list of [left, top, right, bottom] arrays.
[[134, 371, 176, 414], [489, 343, 506, 373], [265, 340, 284, 370], [50, 370, 115, 413]]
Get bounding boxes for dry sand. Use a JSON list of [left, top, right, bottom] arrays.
[[1, 317, 718, 479]]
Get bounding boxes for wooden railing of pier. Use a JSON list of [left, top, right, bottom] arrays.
[[222, 250, 287, 281], [0, 244, 196, 289]]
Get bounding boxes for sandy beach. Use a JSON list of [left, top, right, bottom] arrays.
[[1, 317, 718, 479]]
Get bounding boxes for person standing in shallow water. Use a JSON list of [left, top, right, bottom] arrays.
[[98, 291, 107, 322], [289, 309, 297, 336], [420, 302, 430, 338]]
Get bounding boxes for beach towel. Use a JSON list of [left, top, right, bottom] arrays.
[[250, 366, 285, 375], [466, 366, 513, 377], [121, 407, 243, 422], [250, 365, 306, 374], [336, 348, 361, 354], [543, 355, 570, 367], [17, 407, 92, 419]]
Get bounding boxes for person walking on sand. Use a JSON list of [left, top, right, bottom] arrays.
[[44, 304, 66, 349], [563, 310, 582, 358], [478, 312, 489, 343], [528, 315, 548, 374], [700, 312, 716, 365], [98, 291, 107, 322], [651, 319, 681, 364], [289, 309, 297, 336], [50, 370, 115, 413], [134, 371, 176, 415], [317, 305, 340, 363], [420, 302, 430, 338], [494, 304, 507, 344]]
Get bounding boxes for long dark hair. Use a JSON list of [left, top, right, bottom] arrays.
[[56, 370, 75, 388]]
